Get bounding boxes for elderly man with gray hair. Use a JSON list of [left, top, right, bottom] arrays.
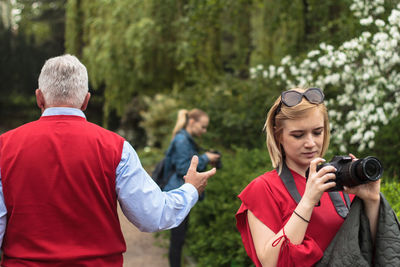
[[0, 54, 216, 266]]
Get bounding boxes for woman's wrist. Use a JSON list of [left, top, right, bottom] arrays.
[[296, 198, 315, 221], [299, 196, 317, 211]]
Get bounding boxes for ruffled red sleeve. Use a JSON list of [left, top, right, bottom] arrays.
[[236, 172, 324, 266]]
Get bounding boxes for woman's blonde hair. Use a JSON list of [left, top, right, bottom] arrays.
[[172, 108, 208, 138], [264, 88, 330, 174]]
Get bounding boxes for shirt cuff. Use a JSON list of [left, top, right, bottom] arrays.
[[180, 183, 199, 205]]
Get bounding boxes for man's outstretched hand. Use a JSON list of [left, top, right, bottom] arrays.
[[184, 156, 217, 195]]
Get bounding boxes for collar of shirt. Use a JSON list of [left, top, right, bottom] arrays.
[[179, 129, 194, 143], [42, 107, 86, 119], [178, 129, 199, 151]]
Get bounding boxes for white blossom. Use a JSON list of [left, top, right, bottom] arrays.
[[375, 19, 385, 27], [375, 6, 385, 15], [360, 16, 373, 25], [388, 9, 400, 25], [307, 50, 321, 58], [269, 65, 276, 78], [277, 66, 284, 75], [361, 32, 371, 39], [281, 56, 292, 65], [249, 0, 400, 151]]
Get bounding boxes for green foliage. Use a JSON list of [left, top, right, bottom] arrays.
[[65, 0, 84, 57], [139, 94, 179, 149], [251, 0, 305, 65], [177, 75, 278, 150], [66, 0, 186, 126], [187, 147, 270, 267], [369, 114, 400, 179], [251, 0, 360, 66], [381, 180, 400, 218], [64, 0, 366, 138], [65, 0, 256, 126], [137, 74, 278, 151], [325, 90, 400, 180], [116, 96, 147, 148], [0, 0, 67, 130]]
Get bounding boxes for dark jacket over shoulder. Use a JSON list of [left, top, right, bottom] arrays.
[[316, 193, 400, 266]]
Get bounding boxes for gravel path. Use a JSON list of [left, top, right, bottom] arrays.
[[118, 206, 169, 267]]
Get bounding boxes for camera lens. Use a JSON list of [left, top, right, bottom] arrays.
[[365, 162, 378, 177], [362, 157, 382, 181]]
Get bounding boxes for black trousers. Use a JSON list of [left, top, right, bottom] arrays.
[[169, 215, 190, 267]]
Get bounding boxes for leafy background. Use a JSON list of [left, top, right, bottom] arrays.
[[1, 0, 400, 266]]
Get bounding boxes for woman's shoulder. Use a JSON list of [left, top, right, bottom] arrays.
[[239, 170, 281, 197], [237, 169, 286, 231], [171, 132, 188, 147], [252, 169, 281, 185], [173, 130, 189, 141]]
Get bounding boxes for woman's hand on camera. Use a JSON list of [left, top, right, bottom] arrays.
[[343, 153, 381, 202], [303, 157, 337, 207]]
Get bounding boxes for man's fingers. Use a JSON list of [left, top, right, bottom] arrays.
[[187, 155, 199, 173], [184, 167, 216, 181], [203, 168, 216, 179]]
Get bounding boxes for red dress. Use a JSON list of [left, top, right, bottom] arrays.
[[236, 169, 354, 267]]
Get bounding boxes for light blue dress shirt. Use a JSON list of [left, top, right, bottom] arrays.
[[0, 107, 199, 247]]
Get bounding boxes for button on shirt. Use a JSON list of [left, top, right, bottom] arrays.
[[0, 107, 199, 246]]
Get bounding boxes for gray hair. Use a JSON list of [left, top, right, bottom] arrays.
[[38, 54, 89, 107]]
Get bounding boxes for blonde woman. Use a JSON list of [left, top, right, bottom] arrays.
[[236, 88, 381, 266], [163, 109, 220, 267]]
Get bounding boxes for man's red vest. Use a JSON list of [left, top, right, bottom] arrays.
[[0, 115, 126, 266]]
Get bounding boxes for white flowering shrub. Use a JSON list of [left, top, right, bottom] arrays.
[[250, 0, 400, 153]]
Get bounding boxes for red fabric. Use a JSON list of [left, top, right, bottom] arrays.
[[0, 115, 126, 266], [236, 169, 354, 267]]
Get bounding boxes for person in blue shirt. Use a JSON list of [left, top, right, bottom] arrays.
[[0, 54, 217, 265], [163, 109, 221, 267]]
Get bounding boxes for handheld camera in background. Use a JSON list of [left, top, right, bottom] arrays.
[[208, 150, 223, 169]]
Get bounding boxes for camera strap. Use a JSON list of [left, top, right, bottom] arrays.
[[278, 162, 351, 219]]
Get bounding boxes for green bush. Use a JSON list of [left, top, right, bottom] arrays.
[[138, 74, 279, 152], [178, 75, 278, 150], [139, 94, 179, 149], [186, 147, 271, 267], [381, 180, 400, 218], [330, 113, 400, 181], [370, 114, 400, 180]]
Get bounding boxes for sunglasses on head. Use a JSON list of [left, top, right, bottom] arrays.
[[274, 88, 324, 118], [281, 87, 324, 107]]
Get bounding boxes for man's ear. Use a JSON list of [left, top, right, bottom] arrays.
[[35, 89, 45, 112], [80, 92, 91, 111]]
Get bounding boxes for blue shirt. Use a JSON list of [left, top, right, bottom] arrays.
[[0, 107, 199, 247]]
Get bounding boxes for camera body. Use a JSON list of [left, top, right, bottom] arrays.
[[209, 150, 222, 169], [310, 155, 383, 191]]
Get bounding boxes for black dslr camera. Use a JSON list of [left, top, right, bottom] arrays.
[[308, 155, 383, 191], [209, 150, 222, 169]]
